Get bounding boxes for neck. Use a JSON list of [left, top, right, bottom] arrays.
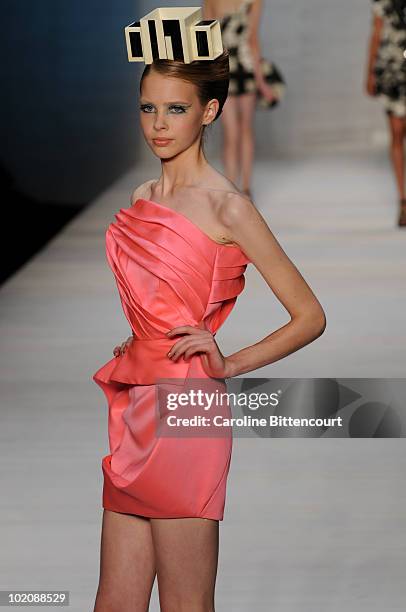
[[157, 134, 210, 196]]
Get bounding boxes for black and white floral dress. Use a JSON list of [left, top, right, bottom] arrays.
[[372, 0, 406, 116], [219, 0, 257, 95], [219, 0, 285, 108]]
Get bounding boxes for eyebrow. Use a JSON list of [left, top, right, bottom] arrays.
[[139, 100, 192, 105]]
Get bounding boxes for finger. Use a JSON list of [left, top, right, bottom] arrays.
[[168, 337, 213, 361], [167, 337, 196, 360], [166, 325, 203, 337], [167, 334, 200, 351], [183, 338, 216, 360]]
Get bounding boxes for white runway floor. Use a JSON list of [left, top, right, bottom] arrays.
[[1, 150, 405, 610]]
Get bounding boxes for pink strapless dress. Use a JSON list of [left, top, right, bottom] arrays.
[[93, 198, 251, 520]]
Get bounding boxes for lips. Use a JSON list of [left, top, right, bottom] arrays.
[[153, 138, 173, 146]]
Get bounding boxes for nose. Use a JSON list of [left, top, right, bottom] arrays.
[[153, 109, 168, 131]]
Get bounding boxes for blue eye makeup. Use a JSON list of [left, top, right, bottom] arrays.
[[168, 104, 187, 113], [139, 103, 189, 114]]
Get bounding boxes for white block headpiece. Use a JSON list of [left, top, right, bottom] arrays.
[[124, 6, 223, 64]]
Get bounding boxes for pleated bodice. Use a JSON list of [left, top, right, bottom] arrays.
[[93, 197, 251, 388]]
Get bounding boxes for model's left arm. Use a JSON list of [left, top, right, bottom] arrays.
[[220, 194, 326, 377]]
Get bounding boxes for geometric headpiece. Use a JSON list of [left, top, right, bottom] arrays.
[[124, 7, 223, 64]]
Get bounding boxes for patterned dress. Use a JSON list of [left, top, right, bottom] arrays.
[[219, 0, 285, 108], [219, 0, 257, 96], [372, 0, 406, 116]]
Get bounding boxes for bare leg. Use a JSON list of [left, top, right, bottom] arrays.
[[220, 94, 240, 186], [237, 92, 256, 195], [150, 517, 219, 612], [387, 112, 406, 200], [93, 510, 156, 612]]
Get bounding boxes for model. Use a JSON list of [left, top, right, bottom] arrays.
[[93, 7, 326, 611], [366, 0, 406, 226], [203, 0, 280, 199]]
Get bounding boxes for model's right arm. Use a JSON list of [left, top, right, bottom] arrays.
[[365, 12, 383, 96], [130, 179, 155, 206]]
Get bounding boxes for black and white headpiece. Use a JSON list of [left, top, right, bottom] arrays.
[[124, 6, 223, 64]]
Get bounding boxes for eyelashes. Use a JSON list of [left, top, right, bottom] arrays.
[[139, 104, 187, 114]]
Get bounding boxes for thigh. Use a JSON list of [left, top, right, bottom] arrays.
[[150, 517, 219, 611], [221, 94, 240, 138], [237, 92, 256, 127], [94, 510, 156, 612], [387, 107, 406, 139]]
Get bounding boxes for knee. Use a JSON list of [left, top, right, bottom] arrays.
[[239, 121, 254, 137], [160, 593, 215, 612], [161, 604, 214, 612], [93, 587, 149, 612], [223, 132, 239, 148], [391, 131, 404, 146]]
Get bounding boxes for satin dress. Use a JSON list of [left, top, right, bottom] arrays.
[[93, 197, 251, 520]]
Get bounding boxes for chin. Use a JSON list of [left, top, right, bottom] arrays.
[[153, 146, 184, 160]]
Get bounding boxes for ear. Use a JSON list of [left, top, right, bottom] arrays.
[[203, 98, 219, 125]]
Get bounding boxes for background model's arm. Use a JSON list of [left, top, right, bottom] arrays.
[[202, 0, 215, 20], [246, 0, 267, 88], [365, 13, 383, 95], [203, 0, 266, 88]]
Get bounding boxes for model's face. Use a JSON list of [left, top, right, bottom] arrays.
[[139, 70, 218, 159]]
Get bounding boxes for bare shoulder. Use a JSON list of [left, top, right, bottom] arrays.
[[204, 188, 267, 247], [215, 190, 259, 229], [204, 186, 327, 333], [130, 179, 156, 205], [209, 188, 283, 256]]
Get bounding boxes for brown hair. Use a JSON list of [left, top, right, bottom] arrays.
[[139, 50, 230, 124]]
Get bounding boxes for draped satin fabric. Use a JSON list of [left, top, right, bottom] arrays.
[[93, 198, 251, 520]]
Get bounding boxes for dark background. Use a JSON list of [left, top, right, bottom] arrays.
[[0, 1, 386, 284], [0, 0, 143, 283]]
